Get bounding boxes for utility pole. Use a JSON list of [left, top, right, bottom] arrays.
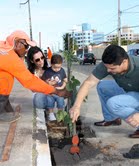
[[20, 0, 33, 40], [39, 32, 41, 48], [118, 0, 121, 46]]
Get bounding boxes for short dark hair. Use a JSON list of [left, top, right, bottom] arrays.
[[102, 45, 128, 65], [51, 54, 63, 64]]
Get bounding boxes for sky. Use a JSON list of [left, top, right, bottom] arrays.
[[0, 0, 139, 51]]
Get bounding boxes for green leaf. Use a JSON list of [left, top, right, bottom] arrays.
[[71, 76, 75, 81], [66, 83, 73, 91], [56, 110, 67, 122], [64, 114, 71, 124]]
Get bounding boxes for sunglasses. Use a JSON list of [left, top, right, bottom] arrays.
[[20, 41, 29, 49], [35, 56, 45, 62]]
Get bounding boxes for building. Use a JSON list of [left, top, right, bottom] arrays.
[[107, 26, 139, 42], [68, 23, 104, 48], [93, 32, 104, 44]]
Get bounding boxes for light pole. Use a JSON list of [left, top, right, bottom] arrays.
[[118, 0, 121, 46], [20, 0, 33, 40]]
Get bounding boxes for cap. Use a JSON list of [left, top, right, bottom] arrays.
[[0, 30, 37, 53], [7, 30, 37, 47]]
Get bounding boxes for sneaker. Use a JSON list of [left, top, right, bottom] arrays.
[[36, 108, 45, 123], [48, 112, 56, 121], [0, 112, 21, 123]]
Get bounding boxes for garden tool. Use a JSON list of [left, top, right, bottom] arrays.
[[70, 122, 80, 154]]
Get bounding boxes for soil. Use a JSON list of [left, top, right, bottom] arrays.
[[47, 117, 99, 166], [46, 117, 138, 166], [50, 139, 100, 166], [46, 117, 130, 166]]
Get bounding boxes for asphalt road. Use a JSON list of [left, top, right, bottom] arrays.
[[63, 60, 113, 80], [64, 60, 100, 76]]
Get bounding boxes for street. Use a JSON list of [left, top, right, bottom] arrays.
[[64, 60, 112, 80], [64, 60, 100, 76]]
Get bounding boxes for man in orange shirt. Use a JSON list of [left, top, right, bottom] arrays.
[[47, 47, 52, 67], [0, 30, 67, 123]]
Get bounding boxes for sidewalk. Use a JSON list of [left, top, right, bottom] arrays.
[[0, 79, 51, 166], [0, 71, 139, 166], [72, 70, 139, 166]]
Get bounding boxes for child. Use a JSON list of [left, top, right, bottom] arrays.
[[42, 54, 67, 121]]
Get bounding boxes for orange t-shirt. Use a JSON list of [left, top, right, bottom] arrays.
[[0, 50, 55, 95], [47, 48, 52, 60]]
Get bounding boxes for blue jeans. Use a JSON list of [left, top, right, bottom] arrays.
[[97, 80, 139, 121], [33, 93, 65, 110]]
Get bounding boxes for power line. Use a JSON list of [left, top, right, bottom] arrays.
[[123, 25, 139, 29], [98, 4, 139, 28], [122, 12, 139, 14], [97, 13, 117, 27], [91, 25, 139, 41], [104, 28, 117, 37], [91, 28, 117, 41], [122, 4, 139, 13]]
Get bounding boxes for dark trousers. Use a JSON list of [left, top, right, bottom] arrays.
[[0, 95, 14, 114]]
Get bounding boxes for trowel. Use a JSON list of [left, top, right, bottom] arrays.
[[70, 122, 80, 154]]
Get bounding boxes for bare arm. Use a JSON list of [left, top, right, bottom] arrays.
[[70, 74, 99, 122]]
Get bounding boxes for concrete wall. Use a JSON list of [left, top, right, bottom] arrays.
[[89, 45, 127, 60], [90, 47, 107, 60]]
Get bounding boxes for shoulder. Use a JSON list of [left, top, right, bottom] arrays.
[[60, 67, 66, 74], [129, 56, 139, 68], [92, 62, 108, 79], [60, 67, 66, 72]]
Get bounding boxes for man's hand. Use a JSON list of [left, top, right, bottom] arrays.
[[69, 106, 80, 123], [55, 86, 64, 90], [126, 113, 139, 128], [54, 88, 72, 98]]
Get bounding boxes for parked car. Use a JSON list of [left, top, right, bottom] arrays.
[[78, 53, 96, 65], [127, 49, 139, 56]]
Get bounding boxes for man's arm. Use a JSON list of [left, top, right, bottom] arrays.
[[70, 74, 99, 122]]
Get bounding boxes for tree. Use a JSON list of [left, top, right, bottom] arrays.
[[63, 33, 69, 51], [55, 33, 81, 135], [110, 37, 134, 45], [63, 33, 78, 52]]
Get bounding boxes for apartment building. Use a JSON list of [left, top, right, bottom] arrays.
[[69, 23, 104, 48], [107, 26, 139, 42]]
